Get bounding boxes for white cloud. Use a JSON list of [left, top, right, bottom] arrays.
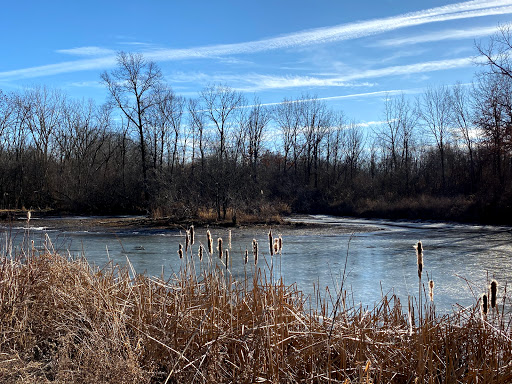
[[66, 80, 104, 88], [232, 57, 483, 92], [0, 57, 116, 80], [56, 46, 115, 56], [377, 26, 499, 47], [1, 0, 510, 80], [146, 1, 512, 61]]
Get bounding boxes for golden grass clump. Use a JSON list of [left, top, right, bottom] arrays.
[[1, 237, 512, 383]]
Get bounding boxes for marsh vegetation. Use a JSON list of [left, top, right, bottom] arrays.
[[1, 225, 511, 383]]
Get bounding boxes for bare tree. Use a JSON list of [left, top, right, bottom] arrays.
[[472, 73, 512, 185], [419, 86, 452, 192], [378, 93, 417, 190], [101, 52, 162, 203], [0, 91, 11, 152], [244, 97, 271, 181], [451, 82, 478, 191], [343, 121, 366, 181], [325, 111, 347, 185], [274, 97, 301, 175], [476, 24, 512, 79], [24, 86, 64, 164], [188, 98, 207, 173], [200, 84, 243, 161], [299, 95, 331, 187]]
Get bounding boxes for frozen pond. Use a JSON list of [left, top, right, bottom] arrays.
[[2, 214, 512, 315]]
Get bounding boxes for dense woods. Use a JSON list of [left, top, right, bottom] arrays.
[[1, 26, 512, 223]]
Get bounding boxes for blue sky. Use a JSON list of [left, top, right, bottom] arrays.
[[1, 0, 511, 124]]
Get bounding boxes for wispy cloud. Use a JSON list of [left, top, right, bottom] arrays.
[[56, 46, 116, 56], [1, 0, 510, 81], [66, 80, 104, 88], [146, 1, 512, 61], [232, 57, 483, 92], [377, 26, 499, 47], [0, 57, 116, 81]]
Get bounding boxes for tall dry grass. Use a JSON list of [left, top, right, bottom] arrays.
[[0, 235, 511, 383]]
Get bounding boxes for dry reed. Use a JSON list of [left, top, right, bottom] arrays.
[[429, 280, 435, 302], [0, 235, 511, 383]]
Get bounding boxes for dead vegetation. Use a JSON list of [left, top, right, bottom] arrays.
[[0, 234, 511, 383]]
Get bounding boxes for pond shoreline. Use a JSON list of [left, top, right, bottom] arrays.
[[1, 210, 348, 235]]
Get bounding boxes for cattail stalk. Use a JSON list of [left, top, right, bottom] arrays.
[[218, 238, 223, 259], [415, 241, 423, 279], [228, 230, 232, 249], [269, 229, 273, 256], [481, 293, 488, 317], [490, 279, 498, 309], [207, 230, 213, 255], [252, 239, 258, 265], [190, 225, 195, 245], [414, 240, 423, 325]]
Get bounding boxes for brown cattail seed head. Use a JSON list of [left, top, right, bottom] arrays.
[[273, 238, 279, 254], [178, 243, 183, 259], [269, 229, 273, 256], [198, 245, 203, 261], [252, 239, 258, 265], [218, 238, 223, 259], [278, 235, 282, 253], [244, 248, 248, 264], [490, 280, 498, 309], [27, 211, 31, 222], [429, 280, 435, 302], [225, 249, 229, 266], [481, 293, 488, 316], [185, 230, 190, 252], [414, 241, 423, 279], [207, 230, 213, 254], [190, 225, 195, 245], [228, 230, 232, 249]]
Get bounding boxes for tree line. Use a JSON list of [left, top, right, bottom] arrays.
[[0, 26, 511, 222]]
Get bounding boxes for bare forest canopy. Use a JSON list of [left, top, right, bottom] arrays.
[[1, 26, 512, 223]]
